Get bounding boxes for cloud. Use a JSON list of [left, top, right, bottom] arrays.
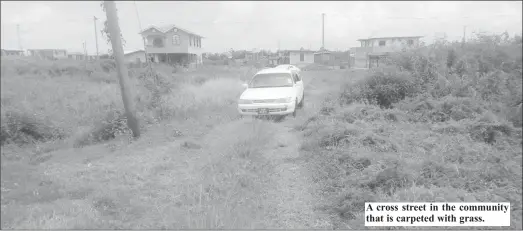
[[0, 1, 521, 53], [8, 3, 53, 24]]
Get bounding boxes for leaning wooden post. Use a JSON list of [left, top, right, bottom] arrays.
[[104, 1, 140, 138]]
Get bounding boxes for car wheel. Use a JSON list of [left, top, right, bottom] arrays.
[[292, 99, 298, 118], [298, 93, 305, 108]]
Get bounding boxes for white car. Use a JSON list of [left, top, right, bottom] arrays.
[[274, 64, 301, 75], [238, 68, 305, 117]]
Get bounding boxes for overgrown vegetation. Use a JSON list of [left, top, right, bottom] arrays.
[[0, 56, 255, 150], [301, 32, 522, 229], [1, 55, 274, 229]]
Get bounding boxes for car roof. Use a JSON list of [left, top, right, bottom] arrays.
[[275, 64, 296, 69], [255, 68, 293, 75]]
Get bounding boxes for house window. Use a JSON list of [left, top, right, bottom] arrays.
[[300, 53, 304, 62], [408, 39, 414, 45], [189, 36, 192, 46], [153, 38, 164, 48], [172, 35, 180, 45], [173, 35, 180, 45], [379, 41, 386, 46]]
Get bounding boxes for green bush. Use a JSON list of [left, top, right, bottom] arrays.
[[340, 68, 418, 108], [395, 96, 490, 123], [0, 111, 65, 146]]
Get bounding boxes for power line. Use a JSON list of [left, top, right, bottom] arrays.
[[133, 1, 144, 32], [133, 0, 150, 66]]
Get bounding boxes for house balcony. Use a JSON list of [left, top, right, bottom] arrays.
[[145, 44, 189, 54], [351, 45, 419, 57]]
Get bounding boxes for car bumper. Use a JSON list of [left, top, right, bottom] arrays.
[[238, 102, 296, 116]]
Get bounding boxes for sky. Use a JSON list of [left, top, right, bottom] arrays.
[[1, 1, 522, 54]]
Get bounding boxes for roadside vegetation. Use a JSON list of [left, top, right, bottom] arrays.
[[0, 58, 258, 150], [1, 57, 276, 228], [299, 32, 522, 229]]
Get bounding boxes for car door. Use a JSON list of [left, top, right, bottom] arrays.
[[292, 72, 304, 102]]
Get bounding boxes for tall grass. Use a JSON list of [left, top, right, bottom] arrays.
[[1, 57, 257, 148], [301, 32, 522, 229], [1, 57, 274, 229]]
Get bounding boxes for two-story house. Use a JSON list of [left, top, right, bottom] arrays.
[[139, 24, 204, 67], [27, 49, 68, 60], [1, 49, 25, 57], [350, 36, 422, 68], [67, 52, 86, 61]]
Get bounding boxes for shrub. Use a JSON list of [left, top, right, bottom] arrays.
[[306, 32, 523, 230], [73, 110, 130, 148], [0, 111, 65, 146], [340, 68, 418, 108], [395, 95, 491, 123]]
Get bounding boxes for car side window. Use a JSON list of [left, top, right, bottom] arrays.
[[292, 73, 299, 83], [295, 73, 301, 82]]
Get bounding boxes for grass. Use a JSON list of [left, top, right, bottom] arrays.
[[1, 57, 278, 229], [7, 121, 276, 229], [298, 33, 522, 229], [1, 32, 521, 229], [2, 119, 278, 229], [0, 57, 257, 148]]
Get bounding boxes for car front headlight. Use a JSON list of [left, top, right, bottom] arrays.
[[238, 99, 252, 104], [274, 97, 293, 103]]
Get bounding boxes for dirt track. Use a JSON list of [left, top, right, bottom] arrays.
[[256, 70, 358, 228]]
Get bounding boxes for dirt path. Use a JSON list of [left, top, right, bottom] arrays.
[[261, 124, 331, 228], [257, 70, 350, 229]]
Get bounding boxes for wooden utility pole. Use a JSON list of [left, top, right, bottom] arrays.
[[322, 13, 325, 49], [94, 16, 100, 59], [103, 0, 141, 138], [321, 13, 326, 64], [83, 42, 88, 68], [463, 26, 467, 42], [16, 24, 22, 50], [83, 42, 87, 57]]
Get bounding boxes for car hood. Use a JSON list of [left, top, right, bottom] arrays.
[[240, 87, 295, 100]]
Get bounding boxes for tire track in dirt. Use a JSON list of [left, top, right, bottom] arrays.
[[257, 70, 351, 229], [261, 124, 332, 229]]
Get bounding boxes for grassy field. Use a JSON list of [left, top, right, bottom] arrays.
[[1, 32, 522, 229], [0, 58, 275, 228], [297, 34, 522, 229]]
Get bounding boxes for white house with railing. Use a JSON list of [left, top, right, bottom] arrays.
[[350, 36, 423, 68], [139, 24, 204, 67]]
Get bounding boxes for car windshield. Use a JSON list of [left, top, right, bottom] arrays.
[[249, 73, 293, 88]]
